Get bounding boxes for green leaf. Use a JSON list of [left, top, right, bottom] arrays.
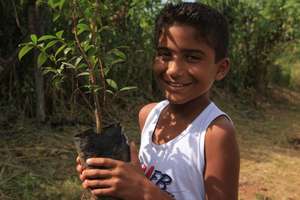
[[56, 57, 66, 62], [105, 89, 114, 95], [77, 72, 90, 77], [18, 45, 34, 60], [77, 23, 90, 35], [111, 58, 125, 65], [84, 84, 91, 88], [38, 35, 57, 42], [83, 44, 93, 53], [48, 0, 54, 8], [75, 57, 83, 66], [104, 67, 110, 76], [94, 86, 103, 93], [109, 48, 126, 60], [61, 62, 76, 69], [89, 56, 97, 66], [44, 40, 59, 50], [119, 86, 137, 92], [99, 25, 113, 33], [64, 47, 72, 55], [37, 52, 48, 67], [55, 44, 67, 57], [18, 42, 32, 47], [106, 79, 118, 90], [53, 13, 60, 22], [57, 65, 64, 74], [31, 34, 38, 44], [57, 0, 65, 9], [76, 63, 87, 70], [78, 18, 85, 23], [43, 67, 57, 75], [56, 30, 64, 38]]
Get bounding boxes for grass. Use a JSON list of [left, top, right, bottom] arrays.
[[0, 87, 300, 199], [291, 61, 300, 89], [0, 124, 82, 200], [0, 102, 141, 200], [216, 87, 300, 200]]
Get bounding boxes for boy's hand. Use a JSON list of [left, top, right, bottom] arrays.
[[78, 142, 146, 199], [76, 156, 86, 181]]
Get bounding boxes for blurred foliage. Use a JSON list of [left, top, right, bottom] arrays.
[[202, 0, 300, 94], [1, 0, 300, 121]]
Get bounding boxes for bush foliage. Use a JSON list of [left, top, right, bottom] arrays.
[[0, 0, 300, 120]]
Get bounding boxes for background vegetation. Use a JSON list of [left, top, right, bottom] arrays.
[[1, 0, 300, 122], [0, 0, 300, 199]]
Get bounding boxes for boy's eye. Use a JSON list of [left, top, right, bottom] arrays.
[[185, 55, 202, 63], [156, 50, 172, 61]]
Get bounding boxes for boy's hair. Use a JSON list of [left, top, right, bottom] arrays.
[[154, 2, 229, 62]]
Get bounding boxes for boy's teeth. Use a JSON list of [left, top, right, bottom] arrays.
[[169, 82, 184, 87]]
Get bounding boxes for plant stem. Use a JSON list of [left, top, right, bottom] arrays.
[[93, 0, 107, 107], [72, 0, 102, 134]]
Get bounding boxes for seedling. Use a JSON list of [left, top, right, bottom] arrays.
[[19, 1, 136, 199]]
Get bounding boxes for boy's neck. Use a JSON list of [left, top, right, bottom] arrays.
[[167, 95, 211, 119]]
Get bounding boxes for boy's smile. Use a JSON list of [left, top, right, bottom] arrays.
[[153, 24, 229, 106]]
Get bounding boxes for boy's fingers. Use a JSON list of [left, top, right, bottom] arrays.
[[82, 168, 112, 179], [76, 156, 81, 163], [82, 179, 111, 189], [80, 174, 85, 181], [130, 142, 140, 167], [76, 164, 83, 173], [86, 157, 118, 168], [91, 187, 114, 196]]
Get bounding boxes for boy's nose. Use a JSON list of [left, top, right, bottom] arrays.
[[166, 59, 184, 78]]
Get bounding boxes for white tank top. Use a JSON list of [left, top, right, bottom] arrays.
[[139, 100, 230, 200]]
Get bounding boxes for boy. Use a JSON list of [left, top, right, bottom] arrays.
[[76, 2, 240, 200]]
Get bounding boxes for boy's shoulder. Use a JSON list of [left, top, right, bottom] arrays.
[[207, 114, 235, 136], [208, 102, 234, 131], [205, 114, 238, 163], [138, 102, 158, 131]]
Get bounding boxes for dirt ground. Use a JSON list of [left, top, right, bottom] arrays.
[[226, 87, 300, 200]]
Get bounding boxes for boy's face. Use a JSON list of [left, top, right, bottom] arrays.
[[153, 24, 229, 104]]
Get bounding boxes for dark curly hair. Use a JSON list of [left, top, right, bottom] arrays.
[[154, 2, 229, 62]]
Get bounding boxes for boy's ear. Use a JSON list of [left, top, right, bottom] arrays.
[[215, 58, 230, 81]]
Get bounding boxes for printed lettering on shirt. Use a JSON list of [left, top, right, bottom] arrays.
[[141, 164, 174, 198]]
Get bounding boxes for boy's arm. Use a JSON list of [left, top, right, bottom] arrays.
[[204, 116, 240, 200], [138, 103, 157, 130]]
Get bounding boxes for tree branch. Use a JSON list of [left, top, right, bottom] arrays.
[[11, 0, 21, 31]]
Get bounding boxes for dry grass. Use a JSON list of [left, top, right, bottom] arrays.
[[0, 124, 82, 200], [216, 87, 300, 200], [0, 104, 141, 200]]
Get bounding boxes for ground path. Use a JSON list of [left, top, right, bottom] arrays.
[[222, 88, 300, 200]]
